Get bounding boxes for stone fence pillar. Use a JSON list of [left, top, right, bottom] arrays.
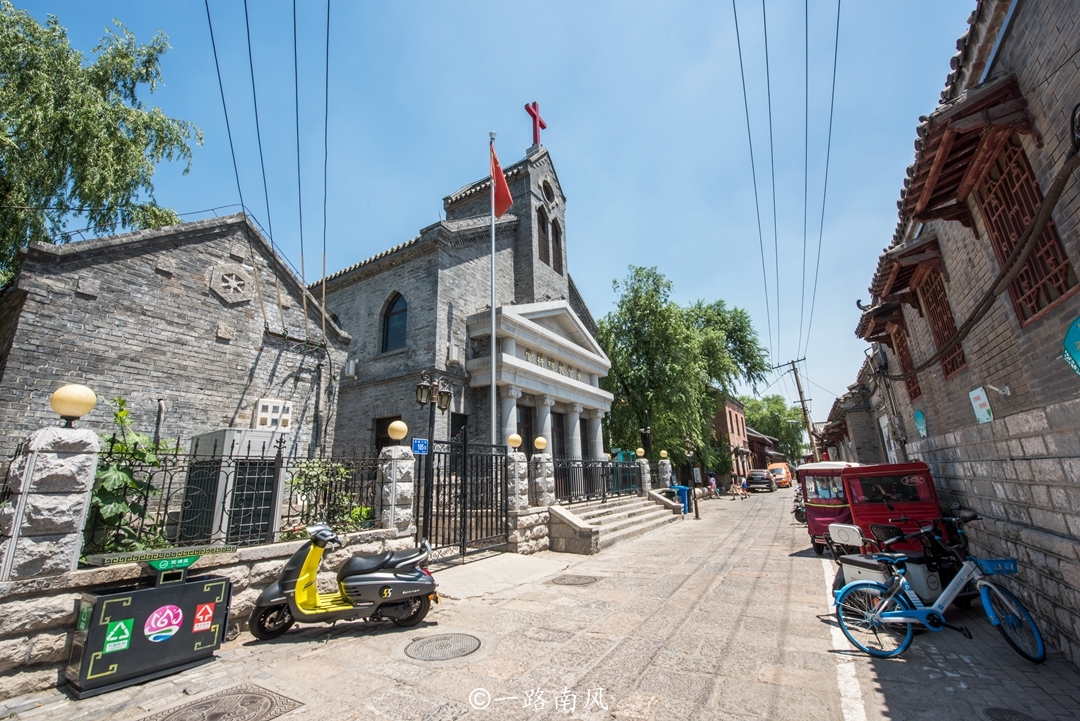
[[530, 453, 555, 507], [378, 445, 415, 534], [507, 451, 530, 511], [636, 458, 651, 493], [657, 459, 672, 488], [0, 427, 100, 580], [507, 451, 548, 554]]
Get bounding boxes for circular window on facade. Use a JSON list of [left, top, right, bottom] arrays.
[[542, 180, 556, 202]]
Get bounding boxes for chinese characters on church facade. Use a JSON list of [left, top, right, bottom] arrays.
[[523, 349, 583, 382]]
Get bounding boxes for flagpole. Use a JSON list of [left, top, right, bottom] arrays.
[[489, 132, 498, 446]]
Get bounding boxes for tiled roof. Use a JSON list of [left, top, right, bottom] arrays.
[[317, 236, 421, 286]]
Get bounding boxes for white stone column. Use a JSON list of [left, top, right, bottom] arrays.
[[0, 427, 100, 579], [378, 445, 415, 533], [536, 395, 555, 448], [501, 336, 516, 357], [566, 404, 582, 459], [529, 453, 555, 506], [658, 458, 673, 487], [587, 410, 606, 460], [635, 457, 651, 493], [500, 385, 521, 446]]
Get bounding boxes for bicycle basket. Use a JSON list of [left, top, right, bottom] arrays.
[[977, 558, 1018, 575], [869, 524, 904, 542]]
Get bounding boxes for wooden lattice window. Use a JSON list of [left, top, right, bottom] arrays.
[[537, 207, 550, 266], [888, 323, 921, 401], [974, 135, 1077, 325], [916, 269, 966, 378], [551, 219, 564, 275]]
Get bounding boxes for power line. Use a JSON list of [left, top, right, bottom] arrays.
[[242, 0, 287, 335], [320, 0, 332, 343], [761, 0, 780, 362], [203, 0, 244, 211], [293, 0, 310, 341], [797, 0, 809, 355], [802, 0, 842, 358], [753, 367, 790, 397], [731, 0, 774, 364], [242, 0, 274, 244]]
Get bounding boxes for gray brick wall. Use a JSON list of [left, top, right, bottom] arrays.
[[0, 215, 349, 461], [870, 1, 1080, 666]]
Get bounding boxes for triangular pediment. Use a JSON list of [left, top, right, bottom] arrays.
[[505, 300, 606, 360]]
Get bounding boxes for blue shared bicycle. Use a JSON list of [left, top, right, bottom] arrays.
[[833, 512, 1045, 662]]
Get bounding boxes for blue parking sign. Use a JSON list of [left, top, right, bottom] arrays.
[[412, 438, 428, 455]]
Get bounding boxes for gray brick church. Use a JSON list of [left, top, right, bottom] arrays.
[[325, 143, 613, 456]]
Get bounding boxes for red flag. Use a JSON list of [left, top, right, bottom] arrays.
[[490, 143, 513, 218]]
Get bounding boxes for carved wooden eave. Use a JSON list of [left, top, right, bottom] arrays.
[[855, 301, 903, 345], [864, 233, 945, 323], [899, 75, 1041, 225]]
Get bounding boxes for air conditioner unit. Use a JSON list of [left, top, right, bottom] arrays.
[[252, 398, 293, 430], [178, 428, 286, 546]]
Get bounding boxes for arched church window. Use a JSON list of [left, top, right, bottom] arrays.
[[537, 207, 550, 266], [381, 293, 407, 353], [551, 219, 563, 275]]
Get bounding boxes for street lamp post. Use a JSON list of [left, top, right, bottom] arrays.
[[684, 435, 700, 520], [416, 370, 452, 543]]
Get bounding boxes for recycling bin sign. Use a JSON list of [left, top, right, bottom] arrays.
[[64, 546, 235, 699]]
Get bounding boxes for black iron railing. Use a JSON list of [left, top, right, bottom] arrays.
[[553, 459, 641, 504], [81, 443, 381, 556], [415, 426, 509, 560]]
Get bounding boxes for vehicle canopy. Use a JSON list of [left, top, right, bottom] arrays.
[[797, 462, 859, 539], [843, 461, 942, 552]]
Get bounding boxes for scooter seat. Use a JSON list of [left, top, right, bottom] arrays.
[[387, 548, 426, 568], [336, 551, 393, 580]]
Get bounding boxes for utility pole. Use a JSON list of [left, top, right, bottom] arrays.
[[788, 360, 821, 463], [773, 358, 821, 463]]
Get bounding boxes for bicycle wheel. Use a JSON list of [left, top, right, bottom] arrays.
[[836, 581, 915, 658], [982, 583, 1045, 663]]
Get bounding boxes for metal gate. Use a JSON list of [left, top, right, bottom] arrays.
[[415, 425, 509, 560]]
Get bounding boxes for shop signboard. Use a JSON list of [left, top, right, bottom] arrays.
[[913, 410, 928, 439], [1064, 315, 1080, 378], [969, 387, 993, 424]]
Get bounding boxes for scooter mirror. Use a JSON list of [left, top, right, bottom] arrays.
[[948, 500, 961, 510]]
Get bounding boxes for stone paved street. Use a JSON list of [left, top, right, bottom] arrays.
[[4, 489, 1080, 721]]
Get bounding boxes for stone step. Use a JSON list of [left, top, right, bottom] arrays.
[[598, 511, 681, 550], [591, 507, 674, 535], [582, 503, 665, 526], [571, 495, 648, 520]]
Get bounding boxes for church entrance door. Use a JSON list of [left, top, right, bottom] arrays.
[[414, 424, 509, 560]]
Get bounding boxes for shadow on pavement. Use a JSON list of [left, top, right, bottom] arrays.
[[823, 596, 1080, 720]]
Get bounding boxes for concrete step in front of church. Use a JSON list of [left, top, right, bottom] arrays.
[[576, 497, 659, 524], [576, 495, 682, 550], [597, 510, 681, 550], [591, 506, 677, 535]]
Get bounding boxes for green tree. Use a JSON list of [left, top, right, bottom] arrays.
[[739, 394, 806, 464], [0, 2, 201, 283], [598, 266, 769, 470]]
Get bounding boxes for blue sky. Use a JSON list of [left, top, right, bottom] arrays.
[[21, 0, 975, 419]]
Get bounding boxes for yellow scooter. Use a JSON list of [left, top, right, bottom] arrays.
[[249, 523, 438, 639]]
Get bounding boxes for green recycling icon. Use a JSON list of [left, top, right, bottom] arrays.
[[104, 619, 133, 654]]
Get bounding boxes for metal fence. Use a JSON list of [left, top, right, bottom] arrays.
[[80, 442, 381, 556], [414, 426, 509, 560], [553, 459, 641, 504]]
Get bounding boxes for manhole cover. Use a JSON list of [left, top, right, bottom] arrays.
[[551, 574, 599, 586], [139, 684, 302, 721], [405, 633, 481, 661], [983, 709, 1038, 721]]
